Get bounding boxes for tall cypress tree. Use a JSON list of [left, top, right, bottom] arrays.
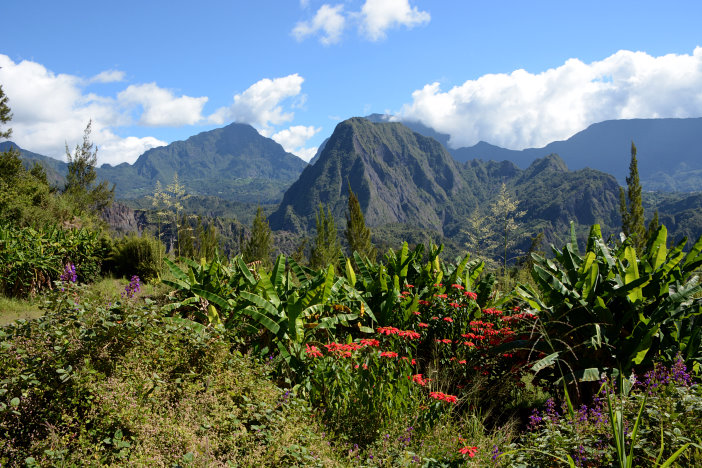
[[620, 141, 646, 251], [310, 204, 341, 271], [243, 207, 272, 267], [345, 186, 376, 261]]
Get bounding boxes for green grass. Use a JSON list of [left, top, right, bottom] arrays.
[[0, 295, 43, 325]]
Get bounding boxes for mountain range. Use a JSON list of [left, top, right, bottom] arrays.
[[5, 115, 702, 252]]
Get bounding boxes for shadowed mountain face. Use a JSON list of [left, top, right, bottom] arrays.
[[270, 118, 624, 241], [269, 118, 470, 234]]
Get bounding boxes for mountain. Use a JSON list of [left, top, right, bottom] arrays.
[[98, 122, 307, 202], [270, 118, 623, 249], [269, 117, 472, 234], [5, 123, 308, 203], [0, 141, 68, 187], [390, 117, 702, 192]]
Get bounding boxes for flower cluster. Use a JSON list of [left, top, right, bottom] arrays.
[[459, 445, 478, 457], [429, 391, 458, 404], [60, 262, 77, 283], [376, 326, 421, 339], [121, 275, 141, 299]]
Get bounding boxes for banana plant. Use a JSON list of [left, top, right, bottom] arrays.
[[516, 223, 702, 385], [237, 255, 376, 373]]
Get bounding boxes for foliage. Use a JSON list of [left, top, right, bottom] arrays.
[[0, 224, 105, 297], [516, 223, 702, 390], [64, 120, 114, 214], [242, 206, 273, 267], [310, 203, 342, 271], [0, 289, 338, 467], [503, 359, 702, 467], [620, 141, 646, 252], [0, 84, 12, 139], [345, 185, 376, 261], [107, 233, 164, 282]]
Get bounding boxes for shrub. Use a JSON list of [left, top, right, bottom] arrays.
[[108, 233, 164, 282]]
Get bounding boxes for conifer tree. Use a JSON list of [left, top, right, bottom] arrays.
[[620, 141, 646, 251], [243, 207, 272, 267], [0, 84, 13, 139], [310, 204, 341, 271], [64, 120, 114, 214], [345, 186, 376, 261]]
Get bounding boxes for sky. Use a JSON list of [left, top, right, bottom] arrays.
[[1, 0, 701, 166]]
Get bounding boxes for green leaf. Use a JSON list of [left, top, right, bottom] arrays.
[[345, 257, 356, 287], [531, 352, 559, 373]]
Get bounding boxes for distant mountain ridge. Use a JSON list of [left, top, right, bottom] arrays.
[[4, 122, 308, 203], [371, 115, 702, 192]]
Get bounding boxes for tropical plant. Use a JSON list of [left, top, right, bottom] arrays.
[[516, 223, 702, 392]]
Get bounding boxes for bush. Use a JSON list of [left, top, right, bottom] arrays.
[[108, 233, 164, 282]]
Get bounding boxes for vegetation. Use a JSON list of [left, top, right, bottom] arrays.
[[242, 206, 273, 267], [310, 203, 342, 271], [345, 185, 376, 261], [620, 141, 646, 252]]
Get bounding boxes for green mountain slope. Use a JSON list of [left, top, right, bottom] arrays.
[[98, 122, 307, 202], [269, 118, 472, 234]]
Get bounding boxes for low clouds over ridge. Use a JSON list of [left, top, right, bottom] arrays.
[[399, 47, 702, 150]]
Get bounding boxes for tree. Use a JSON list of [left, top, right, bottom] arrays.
[[243, 207, 272, 267], [310, 203, 341, 271], [64, 120, 114, 214], [619, 141, 646, 252], [0, 84, 13, 139], [345, 185, 376, 261]]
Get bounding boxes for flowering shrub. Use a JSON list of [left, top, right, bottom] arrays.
[[502, 358, 702, 467]]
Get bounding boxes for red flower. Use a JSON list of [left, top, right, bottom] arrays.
[[418, 322, 429, 328], [459, 446, 478, 457], [451, 283, 464, 290], [360, 338, 381, 347], [305, 344, 323, 358], [443, 317, 454, 323], [463, 291, 478, 300], [380, 351, 398, 358]]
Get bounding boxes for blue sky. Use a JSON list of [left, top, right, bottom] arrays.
[[1, 0, 701, 165]]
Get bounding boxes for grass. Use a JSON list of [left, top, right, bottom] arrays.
[[0, 295, 43, 325]]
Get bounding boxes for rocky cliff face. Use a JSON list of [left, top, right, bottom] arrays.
[[101, 202, 148, 236], [269, 118, 470, 234]]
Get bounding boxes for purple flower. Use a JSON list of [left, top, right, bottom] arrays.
[[60, 263, 77, 283], [121, 275, 141, 299]]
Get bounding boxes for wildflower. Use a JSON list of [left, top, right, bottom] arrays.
[[443, 317, 453, 323], [60, 263, 77, 283], [360, 338, 380, 347], [305, 344, 323, 358], [463, 291, 477, 300], [459, 446, 478, 457], [418, 322, 429, 328], [429, 391, 458, 404], [380, 351, 398, 358], [122, 275, 141, 299], [408, 374, 428, 386]]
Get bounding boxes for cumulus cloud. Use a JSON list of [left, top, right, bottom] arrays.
[[0, 54, 189, 165], [89, 70, 126, 83], [118, 83, 208, 126], [359, 0, 430, 41], [293, 0, 429, 44], [399, 47, 702, 150], [293, 4, 346, 45], [272, 125, 321, 161], [210, 74, 305, 134]]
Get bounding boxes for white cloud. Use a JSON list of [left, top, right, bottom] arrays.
[[210, 74, 305, 134], [118, 83, 208, 126], [272, 124, 321, 161], [293, 0, 428, 44], [89, 70, 126, 83], [359, 0, 430, 41], [399, 47, 702, 150], [0, 54, 191, 165], [293, 4, 346, 45], [97, 133, 167, 166]]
